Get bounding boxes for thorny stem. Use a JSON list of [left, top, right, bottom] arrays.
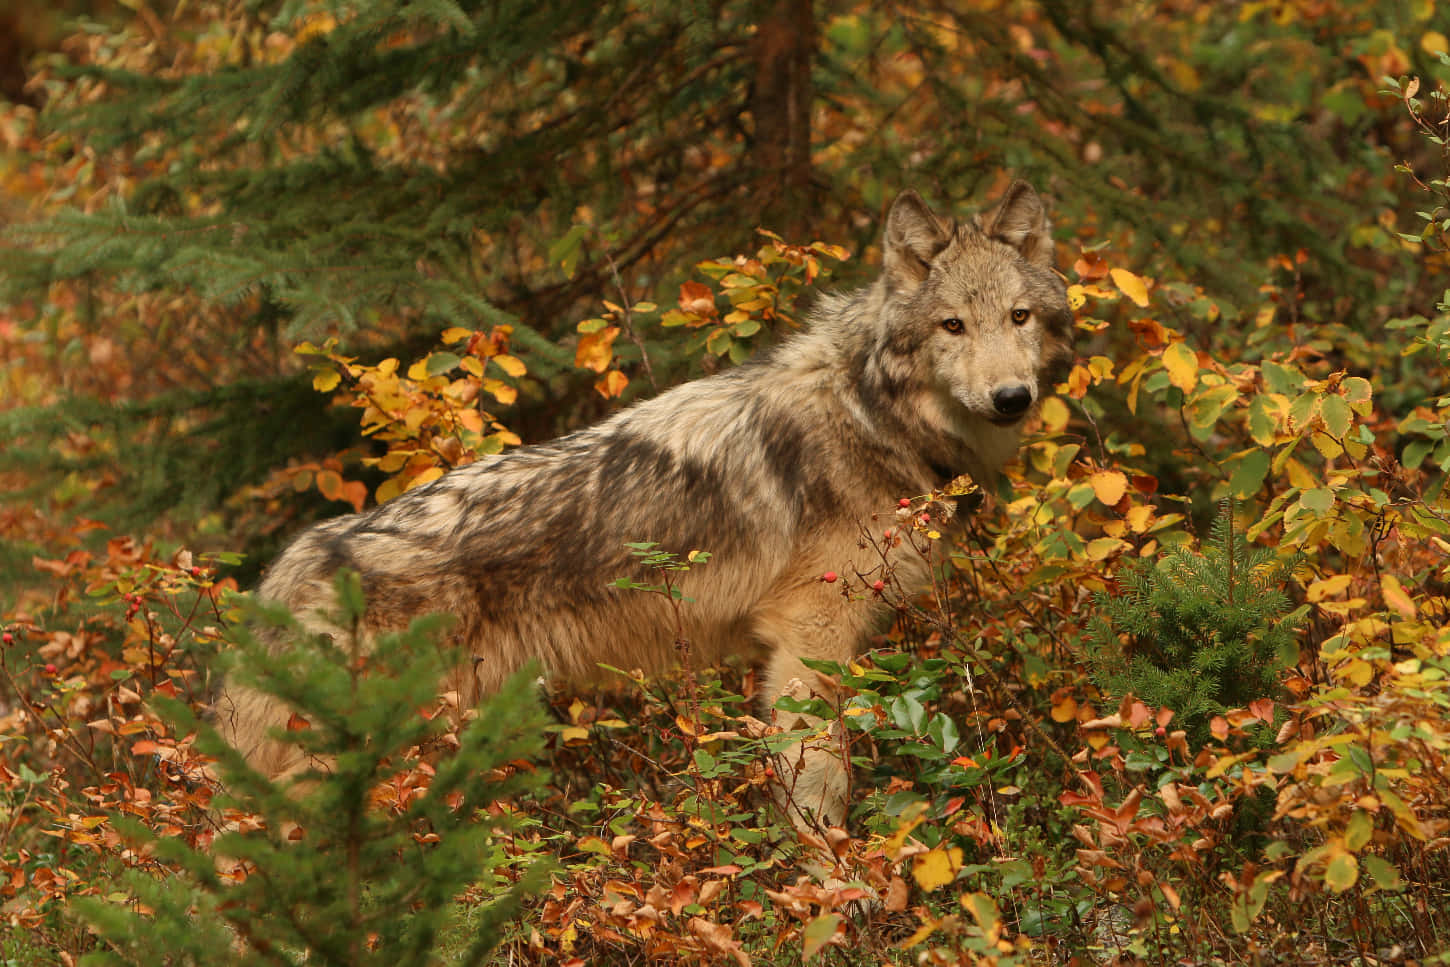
[[604, 250, 659, 393]]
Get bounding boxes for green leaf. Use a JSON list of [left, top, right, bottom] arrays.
[[1229, 449, 1270, 499], [1345, 809, 1373, 851], [926, 713, 960, 754], [1230, 874, 1272, 933], [706, 328, 733, 356], [1402, 438, 1433, 469], [1262, 360, 1306, 395], [1362, 854, 1406, 891], [801, 913, 842, 960], [1324, 851, 1358, 893], [731, 318, 761, 337], [891, 694, 927, 733], [425, 352, 461, 375], [548, 224, 589, 279], [1320, 394, 1352, 437], [1248, 395, 1277, 446]]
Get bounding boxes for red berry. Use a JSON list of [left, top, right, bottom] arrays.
[[44, 663, 57, 675], [1, 632, 12, 645], [872, 580, 885, 592], [821, 571, 838, 584], [190, 567, 203, 578], [1155, 726, 1167, 738], [898, 498, 911, 508]]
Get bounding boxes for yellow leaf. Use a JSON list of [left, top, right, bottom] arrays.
[[1067, 283, 1087, 311], [493, 353, 527, 378], [912, 845, 964, 891], [1162, 341, 1199, 392], [1310, 431, 1344, 459], [1110, 267, 1150, 307], [483, 378, 517, 405], [1423, 30, 1449, 56], [959, 892, 1001, 931], [1339, 658, 1374, 687], [405, 467, 445, 492], [1039, 396, 1070, 433], [440, 327, 473, 343], [574, 328, 619, 373], [1090, 470, 1128, 507], [1085, 537, 1128, 561], [312, 369, 341, 393], [1380, 573, 1416, 618], [375, 476, 404, 504], [1088, 355, 1115, 381], [1050, 696, 1078, 723], [1306, 574, 1352, 602], [406, 358, 430, 381], [559, 726, 589, 744], [1126, 504, 1155, 533], [1324, 849, 1359, 894], [882, 802, 929, 858]]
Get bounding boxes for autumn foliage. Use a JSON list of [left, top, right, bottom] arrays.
[[3, 2, 1450, 965]]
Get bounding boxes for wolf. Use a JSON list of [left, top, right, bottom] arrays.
[[215, 180, 1073, 838]]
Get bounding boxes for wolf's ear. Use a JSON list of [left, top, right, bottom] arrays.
[[883, 190, 954, 290], [977, 180, 1055, 268]]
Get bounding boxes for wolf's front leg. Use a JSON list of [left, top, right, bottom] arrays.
[[754, 580, 885, 848], [763, 649, 852, 834]]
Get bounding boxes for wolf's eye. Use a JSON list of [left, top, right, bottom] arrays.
[[941, 317, 965, 334], [1010, 308, 1031, 325]]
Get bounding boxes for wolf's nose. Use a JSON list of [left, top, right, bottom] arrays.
[[991, 384, 1033, 417]]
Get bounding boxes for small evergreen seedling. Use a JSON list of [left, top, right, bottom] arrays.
[[1084, 506, 1306, 742], [73, 571, 551, 966]]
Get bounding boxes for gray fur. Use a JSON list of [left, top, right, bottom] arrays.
[[216, 181, 1072, 830]]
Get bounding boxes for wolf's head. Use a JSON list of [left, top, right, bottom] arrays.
[[868, 182, 1073, 475]]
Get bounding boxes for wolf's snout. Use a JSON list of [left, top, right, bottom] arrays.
[[991, 384, 1033, 419]]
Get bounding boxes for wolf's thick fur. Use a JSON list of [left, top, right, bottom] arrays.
[[216, 182, 1072, 831]]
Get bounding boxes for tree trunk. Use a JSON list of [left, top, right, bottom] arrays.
[[748, 0, 816, 236]]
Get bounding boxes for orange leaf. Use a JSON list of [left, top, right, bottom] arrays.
[[1380, 573, 1416, 618], [1074, 251, 1109, 281], [594, 370, 629, 399], [575, 327, 619, 373], [316, 470, 343, 502], [679, 280, 716, 315]]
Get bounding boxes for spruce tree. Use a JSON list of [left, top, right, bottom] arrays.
[[1084, 507, 1308, 742], [72, 572, 552, 966]]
